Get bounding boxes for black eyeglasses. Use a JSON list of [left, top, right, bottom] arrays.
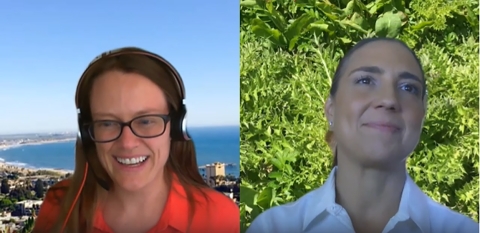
[[85, 114, 171, 143]]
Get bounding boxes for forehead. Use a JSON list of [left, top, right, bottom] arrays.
[[90, 71, 168, 114], [343, 41, 423, 80]]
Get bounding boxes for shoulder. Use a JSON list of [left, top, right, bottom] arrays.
[[195, 188, 239, 232], [198, 187, 239, 216], [247, 188, 321, 233], [426, 200, 479, 232], [42, 179, 70, 206], [33, 179, 70, 232]]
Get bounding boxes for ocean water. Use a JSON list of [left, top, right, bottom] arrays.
[[0, 126, 239, 176]]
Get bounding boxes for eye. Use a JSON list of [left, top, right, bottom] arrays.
[[92, 121, 119, 130], [134, 116, 161, 127], [99, 121, 116, 127], [139, 119, 153, 125], [400, 83, 419, 94], [355, 75, 374, 85]]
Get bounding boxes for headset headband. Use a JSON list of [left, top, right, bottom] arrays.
[[74, 47, 186, 109]]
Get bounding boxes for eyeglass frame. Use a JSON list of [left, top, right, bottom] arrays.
[[83, 114, 171, 143]]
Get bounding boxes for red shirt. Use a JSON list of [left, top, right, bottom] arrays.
[[34, 177, 239, 233]]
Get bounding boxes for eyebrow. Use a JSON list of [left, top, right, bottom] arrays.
[[348, 66, 423, 84], [91, 109, 168, 119]]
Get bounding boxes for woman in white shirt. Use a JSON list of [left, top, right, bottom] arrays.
[[246, 38, 479, 233]]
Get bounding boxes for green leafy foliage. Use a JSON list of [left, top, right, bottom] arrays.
[[240, 0, 479, 232], [240, 0, 478, 51], [21, 216, 35, 233]]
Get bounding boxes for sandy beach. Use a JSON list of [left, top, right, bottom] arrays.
[[0, 138, 75, 177], [0, 162, 73, 175], [0, 138, 76, 151], [0, 162, 72, 177]]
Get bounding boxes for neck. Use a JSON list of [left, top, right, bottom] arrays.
[[335, 152, 407, 219]]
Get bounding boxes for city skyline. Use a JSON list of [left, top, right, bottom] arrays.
[[0, 1, 239, 135]]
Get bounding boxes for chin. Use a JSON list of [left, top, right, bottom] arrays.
[[110, 170, 158, 191], [114, 179, 150, 192], [359, 147, 404, 165], [362, 155, 407, 170]]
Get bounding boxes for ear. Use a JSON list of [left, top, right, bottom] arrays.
[[325, 96, 335, 129]]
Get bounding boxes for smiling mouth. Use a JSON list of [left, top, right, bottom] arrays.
[[114, 156, 150, 166], [364, 123, 400, 133]]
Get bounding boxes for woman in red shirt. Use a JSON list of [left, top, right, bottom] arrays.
[[33, 47, 239, 233]]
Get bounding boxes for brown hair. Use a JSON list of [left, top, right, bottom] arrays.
[[47, 52, 210, 232]]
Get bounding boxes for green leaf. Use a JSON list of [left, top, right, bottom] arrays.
[[240, 0, 257, 7], [251, 19, 285, 46], [366, 0, 389, 15], [240, 185, 257, 207], [288, 37, 300, 51], [268, 171, 282, 179], [267, 8, 288, 33], [270, 158, 284, 170], [295, 0, 316, 6], [411, 21, 435, 31], [310, 22, 329, 31], [284, 13, 316, 42], [339, 37, 352, 43], [338, 19, 369, 34], [344, 1, 355, 16], [315, 1, 344, 21], [250, 18, 272, 37], [255, 0, 266, 8], [375, 11, 402, 38], [256, 187, 275, 209]]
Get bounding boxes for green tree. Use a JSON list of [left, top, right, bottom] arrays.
[[34, 179, 44, 198], [9, 187, 32, 201], [0, 198, 14, 210], [21, 216, 35, 233], [1, 179, 10, 194]]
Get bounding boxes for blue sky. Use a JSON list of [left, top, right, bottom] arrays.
[[0, 1, 239, 135]]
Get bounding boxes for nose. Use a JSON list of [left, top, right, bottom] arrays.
[[117, 126, 140, 149], [374, 85, 401, 112]]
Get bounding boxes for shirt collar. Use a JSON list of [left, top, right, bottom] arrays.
[[401, 175, 431, 233], [303, 167, 431, 233]]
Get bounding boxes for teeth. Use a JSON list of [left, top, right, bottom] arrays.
[[115, 156, 148, 165]]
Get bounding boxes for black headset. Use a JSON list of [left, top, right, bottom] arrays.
[[75, 47, 191, 190]]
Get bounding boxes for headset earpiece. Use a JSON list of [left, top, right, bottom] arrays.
[[170, 104, 190, 141], [77, 111, 110, 191], [77, 113, 89, 145]]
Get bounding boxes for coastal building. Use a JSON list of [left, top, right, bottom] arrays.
[[202, 162, 226, 187], [14, 200, 42, 216], [0, 223, 17, 233], [222, 189, 237, 203], [0, 216, 24, 233]]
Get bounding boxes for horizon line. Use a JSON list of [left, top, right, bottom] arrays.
[[0, 124, 240, 136]]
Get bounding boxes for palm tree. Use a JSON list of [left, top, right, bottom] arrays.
[[215, 175, 226, 185]]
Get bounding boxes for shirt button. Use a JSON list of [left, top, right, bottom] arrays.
[[330, 205, 342, 215]]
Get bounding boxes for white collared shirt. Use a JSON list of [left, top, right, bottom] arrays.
[[246, 167, 479, 233]]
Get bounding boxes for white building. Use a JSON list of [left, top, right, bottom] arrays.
[[15, 200, 42, 216]]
